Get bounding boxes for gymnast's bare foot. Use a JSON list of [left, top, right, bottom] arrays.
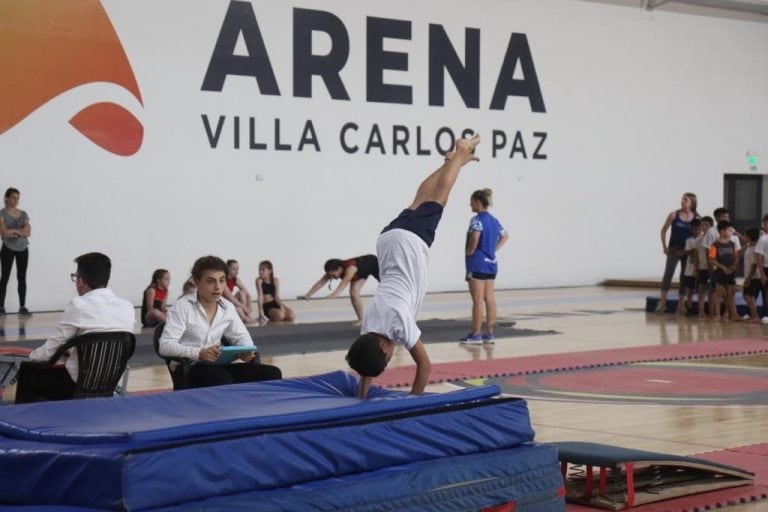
[[454, 134, 481, 164]]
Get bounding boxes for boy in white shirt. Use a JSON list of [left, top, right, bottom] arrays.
[[677, 219, 701, 316], [702, 208, 742, 252], [346, 134, 481, 398], [695, 216, 713, 319], [742, 227, 761, 323], [753, 214, 768, 317]]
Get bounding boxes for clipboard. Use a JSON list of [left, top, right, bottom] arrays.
[[211, 345, 257, 365]]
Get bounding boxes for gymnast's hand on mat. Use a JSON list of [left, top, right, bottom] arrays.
[[198, 345, 221, 363]]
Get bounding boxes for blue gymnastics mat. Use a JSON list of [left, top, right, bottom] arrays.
[[150, 443, 565, 512], [0, 371, 559, 511]]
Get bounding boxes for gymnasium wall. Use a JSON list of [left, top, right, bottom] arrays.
[[1, 0, 767, 310]]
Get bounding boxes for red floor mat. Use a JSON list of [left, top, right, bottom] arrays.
[[565, 443, 768, 511], [374, 338, 768, 388]]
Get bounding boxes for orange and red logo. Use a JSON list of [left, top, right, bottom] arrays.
[[0, 0, 143, 156]]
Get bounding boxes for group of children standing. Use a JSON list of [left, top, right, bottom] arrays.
[[673, 205, 768, 323]]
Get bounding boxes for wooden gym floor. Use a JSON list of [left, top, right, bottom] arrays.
[[2, 286, 767, 510]]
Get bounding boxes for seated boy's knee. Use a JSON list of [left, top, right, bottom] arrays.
[[255, 364, 282, 381]]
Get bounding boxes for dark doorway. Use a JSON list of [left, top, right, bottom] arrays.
[[723, 174, 763, 232]]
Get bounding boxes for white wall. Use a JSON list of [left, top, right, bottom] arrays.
[[1, 0, 767, 310]]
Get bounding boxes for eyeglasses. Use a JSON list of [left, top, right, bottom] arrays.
[[70, 273, 79, 282]]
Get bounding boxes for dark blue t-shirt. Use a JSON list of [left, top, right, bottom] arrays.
[[669, 210, 696, 249]]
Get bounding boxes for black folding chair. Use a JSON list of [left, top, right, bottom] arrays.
[[153, 322, 192, 390], [153, 322, 260, 390], [16, 331, 135, 402]]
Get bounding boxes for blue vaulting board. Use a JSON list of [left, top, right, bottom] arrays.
[[555, 441, 753, 510], [0, 371, 561, 511]]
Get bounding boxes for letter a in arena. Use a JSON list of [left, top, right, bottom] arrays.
[[201, 0, 280, 94], [490, 33, 546, 113]]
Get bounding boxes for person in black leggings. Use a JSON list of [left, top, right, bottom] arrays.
[[0, 187, 32, 316]]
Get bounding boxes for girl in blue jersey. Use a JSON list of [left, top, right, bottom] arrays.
[[461, 188, 509, 344]]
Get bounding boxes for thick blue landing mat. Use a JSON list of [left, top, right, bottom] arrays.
[[0, 371, 536, 511], [151, 443, 565, 512]]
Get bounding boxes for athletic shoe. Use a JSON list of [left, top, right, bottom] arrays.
[[0, 307, 5, 315], [482, 333, 495, 344], [18, 307, 32, 316], [459, 333, 483, 344], [654, 302, 665, 313]]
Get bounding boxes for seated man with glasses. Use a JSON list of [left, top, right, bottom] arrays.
[[16, 252, 135, 402]]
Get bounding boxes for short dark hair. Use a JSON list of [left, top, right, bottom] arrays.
[[346, 333, 387, 377], [701, 216, 714, 226], [713, 207, 729, 218], [746, 227, 761, 242], [191, 256, 228, 281], [226, 259, 238, 267], [324, 258, 343, 273], [691, 218, 701, 228], [74, 252, 112, 289], [4, 187, 19, 199], [716, 220, 732, 233]]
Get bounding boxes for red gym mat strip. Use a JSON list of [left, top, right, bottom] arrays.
[[373, 338, 768, 388], [566, 443, 768, 511]]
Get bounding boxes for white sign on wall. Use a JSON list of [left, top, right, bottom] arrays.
[[1, 0, 767, 310]]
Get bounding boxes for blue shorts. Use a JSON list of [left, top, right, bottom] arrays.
[[466, 271, 496, 281], [381, 201, 444, 247]]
